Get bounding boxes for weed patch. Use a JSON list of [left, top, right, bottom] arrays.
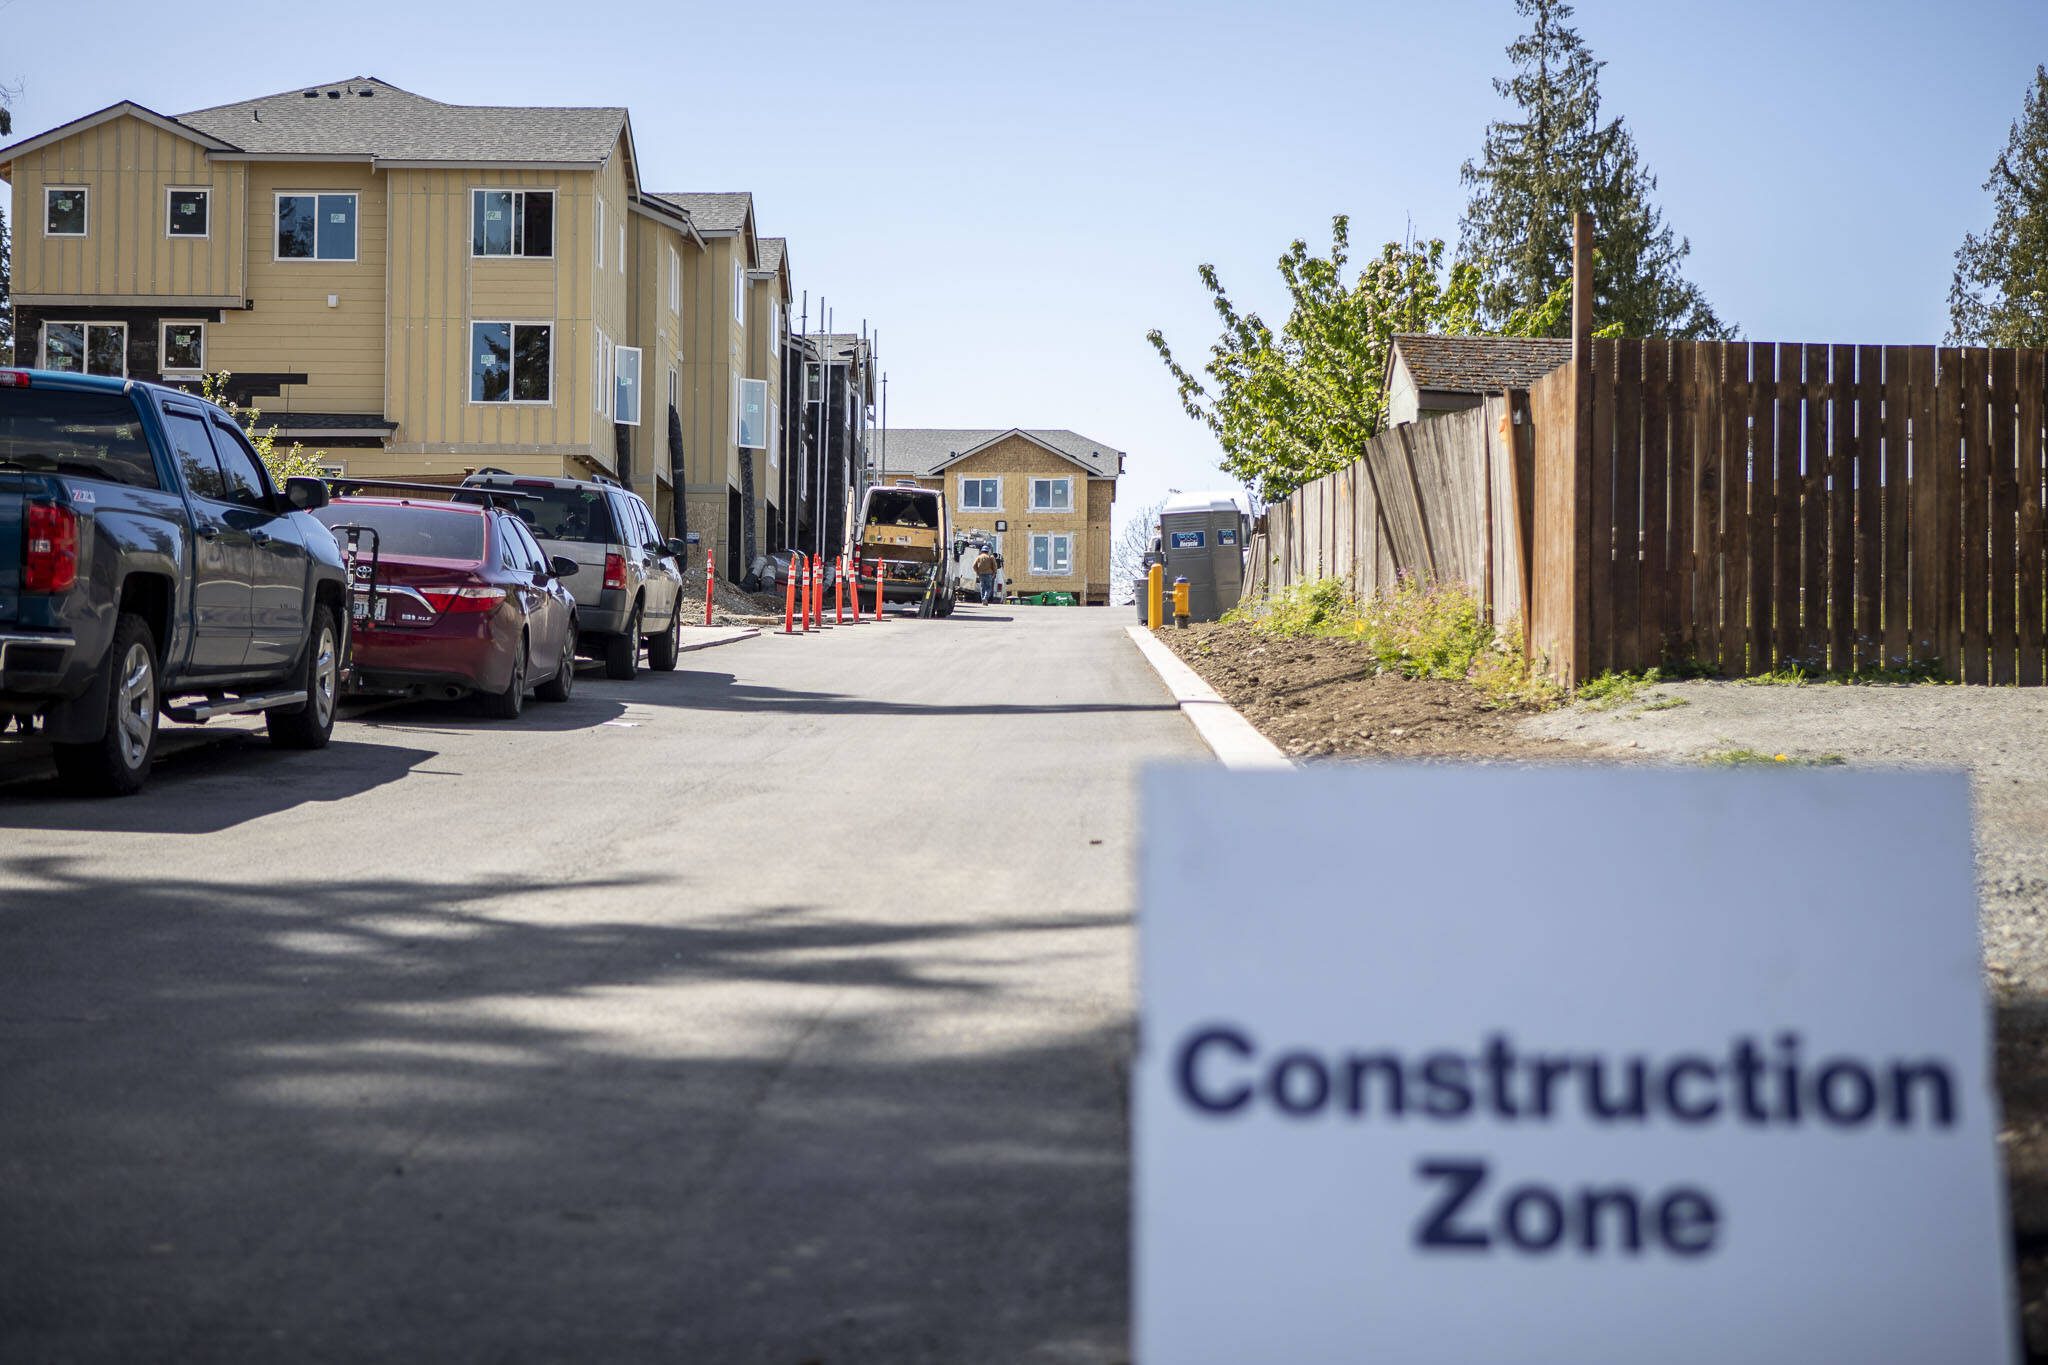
[[1700, 747, 1846, 767], [1742, 659, 1949, 687]]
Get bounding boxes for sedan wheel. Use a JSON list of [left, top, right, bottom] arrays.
[[537, 625, 578, 703], [480, 637, 528, 719]]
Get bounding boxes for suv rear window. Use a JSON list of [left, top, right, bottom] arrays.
[[0, 388, 161, 488], [314, 502, 486, 561], [474, 483, 616, 544]]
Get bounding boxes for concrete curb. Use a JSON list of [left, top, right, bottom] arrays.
[[675, 626, 761, 653], [1124, 625, 1292, 770]]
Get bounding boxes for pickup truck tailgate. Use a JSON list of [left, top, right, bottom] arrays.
[[0, 474, 58, 624]]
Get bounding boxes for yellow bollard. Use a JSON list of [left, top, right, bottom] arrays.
[[1173, 577, 1191, 628], [1147, 563, 1165, 630]]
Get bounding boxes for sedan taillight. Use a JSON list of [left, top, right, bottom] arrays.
[[602, 553, 627, 590], [24, 501, 79, 593], [418, 586, 506, 615]]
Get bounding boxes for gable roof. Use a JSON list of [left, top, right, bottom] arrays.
[[652, 192, 751, 234], [176, 77, 628, 166], [875, 428, 1123, 479], [1388, 333, 1572, 394], [0, 100, 238, 168], [758, 237, 786, 275]]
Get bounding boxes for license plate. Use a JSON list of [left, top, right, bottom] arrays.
[[351, 593, 388, 623]]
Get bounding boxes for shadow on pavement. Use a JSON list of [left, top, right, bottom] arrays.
[[0, 735, 436, 834], [0, 860, 1133, 1363], [342, 688, 628, 735], [643, 670, 1175, 719]]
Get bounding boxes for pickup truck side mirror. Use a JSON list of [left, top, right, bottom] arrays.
[[283, 476, 331, 511], [549, 555, 580, 580]]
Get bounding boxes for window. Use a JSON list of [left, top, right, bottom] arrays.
[[617, 224, 625, 273], [166, 188, 209, 238], [42, 322, 126, 376], [161, 412, 226, 501], [311, 503, 485, 560], [667, 366, 679, 414], [45, 186, 87, 236], [768, 400, 779, 469], [1030, 477, 1074, 512], [614, 345, 642, 426], [276, 192, 357, 260], [1030, 533, 1073, 575], [769, 300, 780, 347], [593, 328, 608, 413], [160, 321, 205, 373], [595, 199, 604, 268], [508, 484, 614, 544], [959, 477, 1000, 510], [208, 418, 275, 511], [0, 388, 160, 490], [732, 259, 745, 324], [737, 377, 767, 449], [471, 189, 553, 257], [667, 245, 681, 313], [470, 321, 552, 403]]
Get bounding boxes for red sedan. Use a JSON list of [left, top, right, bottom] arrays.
[[314, 491, 579, 718]]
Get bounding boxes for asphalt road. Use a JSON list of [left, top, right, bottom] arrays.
[[0, 604, 1205, 1364]]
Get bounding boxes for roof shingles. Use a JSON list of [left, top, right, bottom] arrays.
[[1390, 333, 1572, 393], [875, 429, 1122, 479]]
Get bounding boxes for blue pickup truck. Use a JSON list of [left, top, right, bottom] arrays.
[[0, 368, 351, 795]]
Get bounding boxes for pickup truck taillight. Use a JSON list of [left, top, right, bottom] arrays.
[[23, 501, 79, 593], [602, 553, 627, 590]]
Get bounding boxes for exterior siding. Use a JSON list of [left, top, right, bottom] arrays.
[[912, 434, 1117, 602], [11, 115, 244, 304]]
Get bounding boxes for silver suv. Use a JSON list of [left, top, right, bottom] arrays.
[[463, 471, 685, 679]]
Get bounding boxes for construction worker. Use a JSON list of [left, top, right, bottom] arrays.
[[972, 546, 999, 604]]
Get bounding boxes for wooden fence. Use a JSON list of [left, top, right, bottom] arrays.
[[1250, 338, 2048, 688], [1534, 339, 2048, 686], [1244, 397, 1528, 622]]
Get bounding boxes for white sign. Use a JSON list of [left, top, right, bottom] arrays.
[[1137, 766, 2013, 1365]]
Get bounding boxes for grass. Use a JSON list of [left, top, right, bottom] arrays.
[[1573, 663, 1708, 711], [1226, 577, 1563, 710], [1699, 747, 1846, 767], [1638, 696, 1691, 712], [1741, 658, 1949, 687]]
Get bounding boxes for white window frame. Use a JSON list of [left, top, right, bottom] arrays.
[[617, 223, 625, 274], [614, 345, 643, 426], [667, 245, 681, 313], [732, 258, 746, 325], [668, 366, 680, 413], [1030, 532, 1073, 576], [468, 188, 555, 259], [736, 377, 768, 450], [164, 186, 210, 240], [1030, 476, 1074, 512], [159, 320, 206, 374], [45, 186, 88, 237], [467, 320, 554, 406], [595, 198, 605, 269], [273, 191, 359, 262], [769, 299, 780, 348], [41, 320, 127, 376], [768, 399, 779, 469], [958, 476, 1002, 511], [593, 328, 605, 413]]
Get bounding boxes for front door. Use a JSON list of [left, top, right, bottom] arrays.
[[158, 408, 251, 675], [207, 417, 307, 672]]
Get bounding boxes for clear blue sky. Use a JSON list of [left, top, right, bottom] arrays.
[[5, 0, 2045, 524]]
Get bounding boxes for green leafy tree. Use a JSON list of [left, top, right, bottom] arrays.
[[1459, 0, 1729, 339], [1948, 65, 2048, 347], [192, 372, 329, 482], [1147, 218, 1571, 501]]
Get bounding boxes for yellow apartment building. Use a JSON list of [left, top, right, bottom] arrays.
[[874, 429, 1124, 604], [0, 78, 807, 573]]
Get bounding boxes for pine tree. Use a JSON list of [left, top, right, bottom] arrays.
[[1459, 0, 1729, 339], [1948, 66, 2048, 348]]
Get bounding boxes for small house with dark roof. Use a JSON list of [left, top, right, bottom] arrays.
[[874, 428, 1125, 604], [1383, 333, 1572, 427]]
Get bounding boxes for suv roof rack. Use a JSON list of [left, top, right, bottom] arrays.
[[469, 466, 515, 477], [325, 476, 536, 509], [587, 473, 623, 488]]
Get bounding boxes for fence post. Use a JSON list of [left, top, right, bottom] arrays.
[[1568, 209, 1596, 687]]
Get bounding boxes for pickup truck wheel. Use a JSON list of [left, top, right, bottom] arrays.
[[479, 636, 528, 719], [52, 613, 158, 797], [536, 623, 577, 703], [267, 604, 340, 750], [604, 604, 642, 680], [645, 604, 681, 672]]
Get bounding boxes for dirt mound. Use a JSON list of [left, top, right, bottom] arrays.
[[1161, 622, 1576, 762], [678, 567, 784, 626]]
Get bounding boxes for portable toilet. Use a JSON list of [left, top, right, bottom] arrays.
[[1156, 491, 1247, 621]]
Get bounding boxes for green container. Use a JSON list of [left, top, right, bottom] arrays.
[[1018, 591, 1079, 607]]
